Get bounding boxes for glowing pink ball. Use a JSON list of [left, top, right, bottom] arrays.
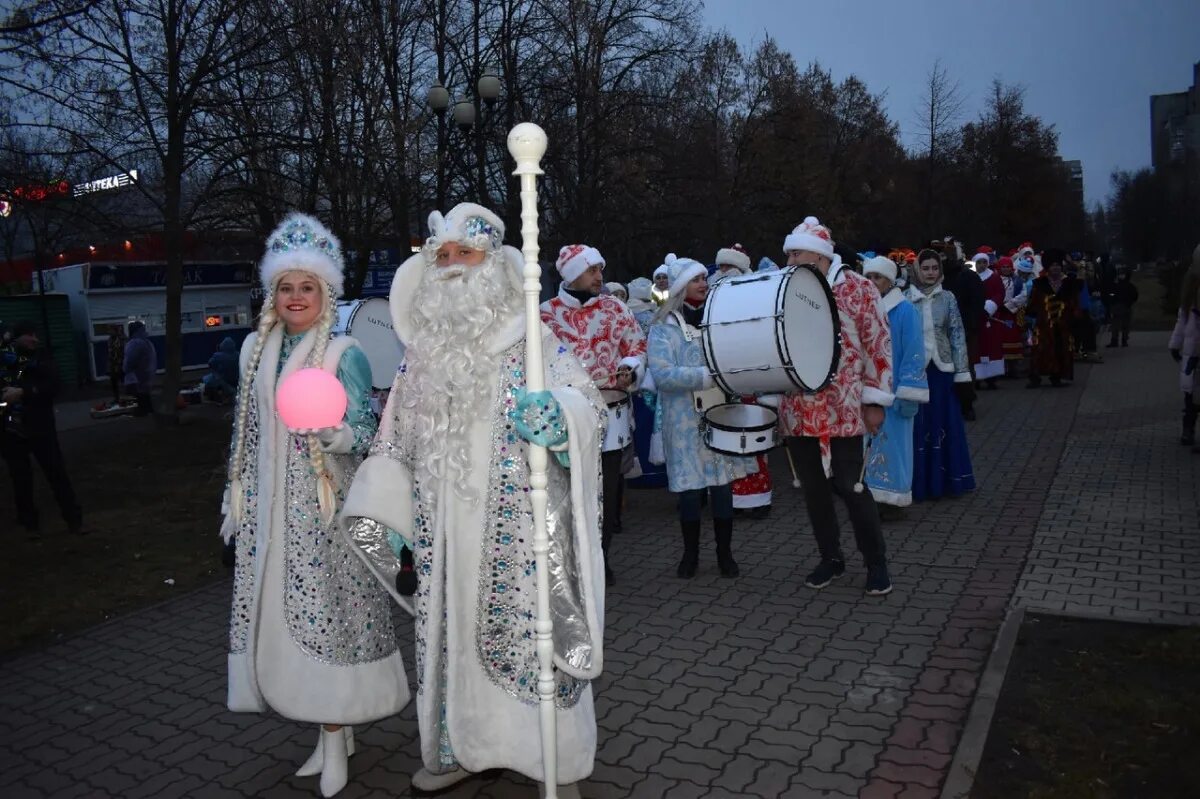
[[276, 368, 347, 430]]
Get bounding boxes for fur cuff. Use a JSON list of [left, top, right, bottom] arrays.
[[953, 372, 973, 383], [895, 385, 930, 403], [619, 356, 645, 390], [984, 299, 998, 316], [340, 455, 414, 539], [861, 386, 895, 407]]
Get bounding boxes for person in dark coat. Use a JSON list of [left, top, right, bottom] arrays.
[[122, 320, 157, 416], [0, 320, 84, 535], [1106, 270, 1139, 348], [940, 249, 984, 420]]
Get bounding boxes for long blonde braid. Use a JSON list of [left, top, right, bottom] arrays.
[[227, 292, 279, 525], [306, 281, 340, 525]]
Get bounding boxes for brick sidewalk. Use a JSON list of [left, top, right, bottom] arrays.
[[1, 334, 1193, 798]]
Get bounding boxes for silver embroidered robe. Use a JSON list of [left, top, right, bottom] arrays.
[[226, 326, 409, 723], [341, 253, 606, 785]]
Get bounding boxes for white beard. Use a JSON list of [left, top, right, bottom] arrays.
[[402, 251, 521, 501]]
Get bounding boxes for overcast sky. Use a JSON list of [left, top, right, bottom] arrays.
[[700, 0, 1200, 207]]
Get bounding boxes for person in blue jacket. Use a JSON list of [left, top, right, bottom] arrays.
[[862, 256, 928, 516]]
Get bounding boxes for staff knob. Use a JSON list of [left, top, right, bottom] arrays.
[[507, 122, 547, 174]]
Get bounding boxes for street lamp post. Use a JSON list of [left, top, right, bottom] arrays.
[[426, 65, 503, 210]]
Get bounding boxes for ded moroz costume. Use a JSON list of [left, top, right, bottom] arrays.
[[340, 203, 605, 796]]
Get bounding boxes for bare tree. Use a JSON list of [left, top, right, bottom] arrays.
[[12, 0, 285, 417], [912, 58, 966, 239]]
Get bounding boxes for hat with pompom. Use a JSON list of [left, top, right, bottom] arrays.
[[556, 244, 605, 284], [783, 216, 836, 260], [714, 243, 751, 274], [661, 253, 708, 299], [259, 212, 345, 297]]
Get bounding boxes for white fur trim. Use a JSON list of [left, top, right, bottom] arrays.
[[863, 256, 898, 282], [895, 385, 930, 403], [715, 247, 751, 273], [861, 386, 895, 407], [556, 244, 603, 284], [341, 455, 414, 542], [879, 287, 904, 313], [953, 371, 973, 383], [425, 202, 505, 253], [984, 299, 998, 316], [783, 216, 835, 259], [664, 254, 707, 299], [867, 486, 912, 507], [259, 212, 345, 297]]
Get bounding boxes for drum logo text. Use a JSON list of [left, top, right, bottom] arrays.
[[791, 288, 820, 310]]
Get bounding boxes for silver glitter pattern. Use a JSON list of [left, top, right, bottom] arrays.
[[227, 334, 398, 666]]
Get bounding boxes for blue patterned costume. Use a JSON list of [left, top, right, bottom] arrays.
[[647, 315, 750, 493], [865, 290, 929, 507]]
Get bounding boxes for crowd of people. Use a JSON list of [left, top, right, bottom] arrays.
[[2, 198, 1195, 797]]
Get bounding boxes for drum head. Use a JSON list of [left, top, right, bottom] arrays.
[[344, 298, 406, 390], [780, 265, 840, 391]]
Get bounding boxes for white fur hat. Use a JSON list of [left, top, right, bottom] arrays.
[[863, 255, 898, 282], [715, 244, 751, 274], [259, 212, 345, 297], [652, 264, 670, 280], [556, 244, 605, 284], [662, 253, 708, 299], [604, 281, 626, 298], [627, 276, 653, 301], [425, 202, 505, 255], [783, 216, 836, 260]]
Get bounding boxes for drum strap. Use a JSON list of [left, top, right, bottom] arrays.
[[671, 311, 699, 342]]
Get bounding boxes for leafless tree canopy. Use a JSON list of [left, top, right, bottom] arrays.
[[2, 0, 1094, 404]]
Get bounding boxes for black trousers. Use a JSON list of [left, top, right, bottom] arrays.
[[134, 393, 153, 416], [790, 435, 887, 567], [1, 430, 82, 530], [601, 449, 624, 550]]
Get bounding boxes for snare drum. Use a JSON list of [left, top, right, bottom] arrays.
[[700, 264, 840, 395], [702, 403, 779, 456], [334, 298, 406, 390], [600, 389, 632, 452]]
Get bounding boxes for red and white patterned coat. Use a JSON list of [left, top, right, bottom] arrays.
[[780, 262, 894, 441], [541, 287, 648, 390]]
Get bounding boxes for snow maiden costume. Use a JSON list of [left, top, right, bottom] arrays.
[[648, 255, 752, 579], [904, 249, 976, 501], [862, 256, 928, 508], [220, 213, 408, 798], [340, 203, 605, 796]]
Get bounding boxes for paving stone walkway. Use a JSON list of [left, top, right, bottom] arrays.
[[1, 333, 1194, 799]]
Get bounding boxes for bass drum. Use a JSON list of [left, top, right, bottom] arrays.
[[334, 298, 406, 390], [701, 264, 840, 395]]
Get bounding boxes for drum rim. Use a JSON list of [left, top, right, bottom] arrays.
[[778, 264, 842, 393], [706, 441, 781, 456], [702, 402, 778, 433]]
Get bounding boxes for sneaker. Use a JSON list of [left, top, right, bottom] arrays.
[[865, 565, 893, 596], [805, 559, 845, 589]]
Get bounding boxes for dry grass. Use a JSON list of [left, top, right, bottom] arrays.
[[0, 409, 232, 654]]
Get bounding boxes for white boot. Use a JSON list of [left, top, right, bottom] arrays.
[[411, 766, 471, 792], [319, 726, 349, 798], [296, 726, 355, 777], [539, 782, 582, 799]]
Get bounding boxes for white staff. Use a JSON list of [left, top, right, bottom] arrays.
[[507, 122, 559, 799]]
